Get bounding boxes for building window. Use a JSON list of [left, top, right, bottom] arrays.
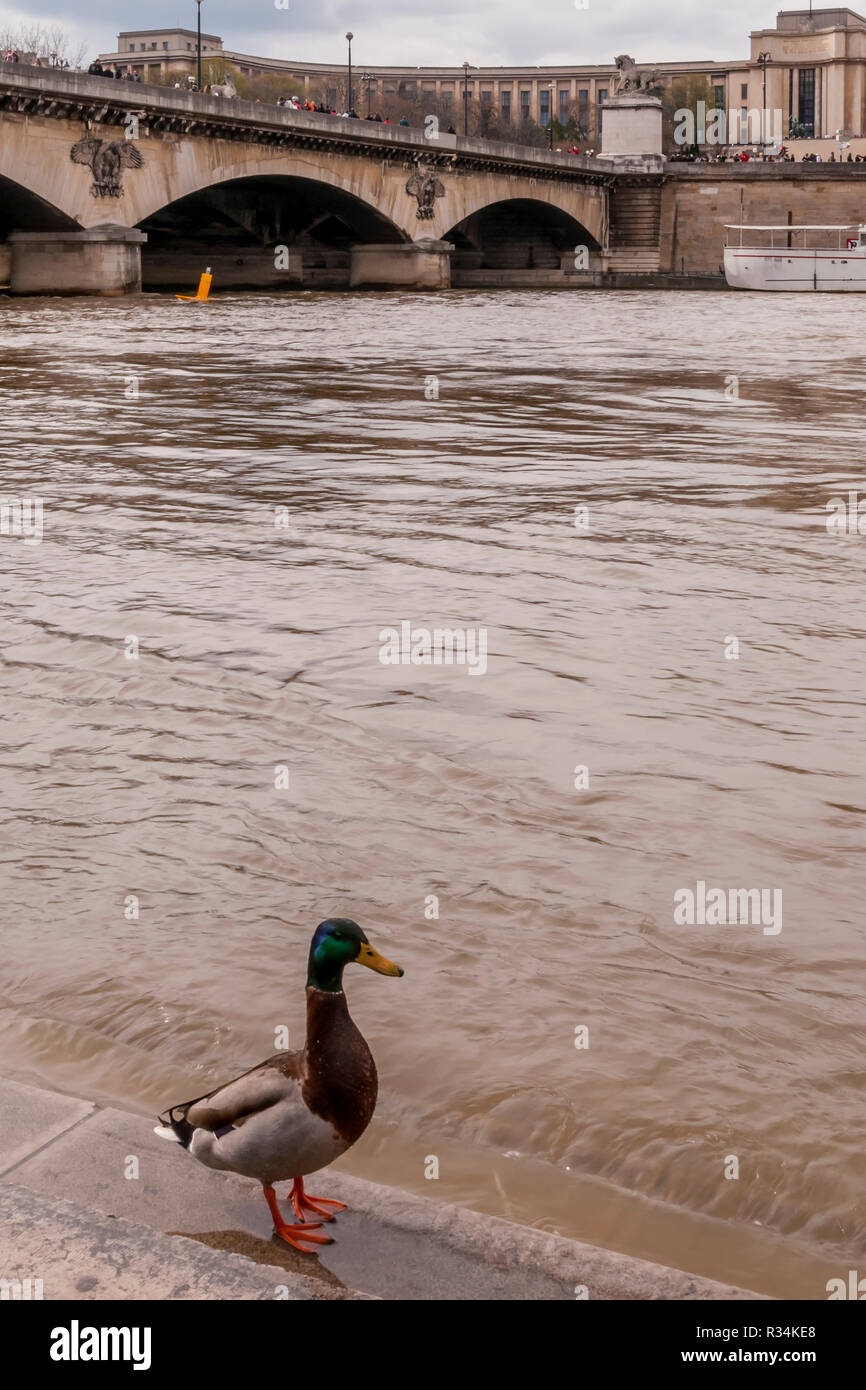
[[598, 88, 608, 103], [481, 89, 492, 105], [520, 89, 531, 118], [579, 88, 589, 104], [714, 84, 724, 109], [798, 67, 815, 135], [162, 42, 168, 51], [327, 86, 337, 106], [501, 89, 511, 120], [540, 88, 550, 125], [741, 82, 748, 100], [559, 88, 570, 114]]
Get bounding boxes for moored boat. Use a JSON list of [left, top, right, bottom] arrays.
[[724, 223, 866, 291]]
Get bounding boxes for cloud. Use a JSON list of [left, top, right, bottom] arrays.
[[3, 0, 766, 66]]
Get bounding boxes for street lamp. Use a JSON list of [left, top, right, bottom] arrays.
[[346, 32, 354, 113], [757, 51, 771, 145], [463, 60, 472, 136], [195, 0, 203, 91], [363, 72, 376, 117], [548, 81, 555, 150]]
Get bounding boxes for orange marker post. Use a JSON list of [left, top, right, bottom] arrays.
[[176, 267, 213, 302]]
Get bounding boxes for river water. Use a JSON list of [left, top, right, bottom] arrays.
[[1, 288, 864, 1298]]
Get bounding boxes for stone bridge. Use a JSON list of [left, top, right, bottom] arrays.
[[5, 64, 865, 294], [0, 63, 613, 293]]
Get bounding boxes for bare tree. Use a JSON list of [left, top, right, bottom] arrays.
[[1, 23, 87, 69]]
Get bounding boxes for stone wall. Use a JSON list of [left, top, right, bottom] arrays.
[[662, 167, 866, 276]]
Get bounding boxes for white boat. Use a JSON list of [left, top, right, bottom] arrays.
[[724, 223, 866, 291]]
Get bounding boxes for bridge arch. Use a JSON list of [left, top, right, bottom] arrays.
[[444, 197, 602, 274], [121, 144, 421, 238], [0, 174, 80, 236], [429, 174, 607, 251], [137, 171, 409, 290]]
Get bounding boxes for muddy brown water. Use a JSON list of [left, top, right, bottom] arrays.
[[0, 288, 864, 1298]]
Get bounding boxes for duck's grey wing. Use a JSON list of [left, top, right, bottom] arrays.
[[184, 1053, 303, 1131]]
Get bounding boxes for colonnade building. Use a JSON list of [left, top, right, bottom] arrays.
[[97, 9, 866, 141]]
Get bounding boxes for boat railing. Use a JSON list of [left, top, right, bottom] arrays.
[[724, 224, 861, 250]]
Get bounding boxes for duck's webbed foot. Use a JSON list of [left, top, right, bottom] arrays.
[[263, 1184, 332, 1252], [288, 1176, 347, 1223]]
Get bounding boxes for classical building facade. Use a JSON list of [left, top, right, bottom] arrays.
[[96, 9, 866, 141]]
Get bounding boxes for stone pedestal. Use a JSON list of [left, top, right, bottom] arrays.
[[599, 94, 664, 166], [9, 224, 147, 296], [350, 238, 453, 290]]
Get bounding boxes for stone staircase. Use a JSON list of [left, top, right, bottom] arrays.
[[605, 249, 662, 272], [607, 183, 662, 274]]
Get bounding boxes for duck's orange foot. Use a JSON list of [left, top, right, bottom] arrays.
[[274, 1219, 332, 1253], [289, 1176, 347, 1224], [263, 1183, 332, 1252]]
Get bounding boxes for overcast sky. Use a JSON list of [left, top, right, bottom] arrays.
[[1, 1, 779, 65]]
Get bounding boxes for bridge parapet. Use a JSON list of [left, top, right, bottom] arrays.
[[0, 61, 611, 183]]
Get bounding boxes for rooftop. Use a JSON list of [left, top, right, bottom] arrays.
[[775, 6, 866, 29]]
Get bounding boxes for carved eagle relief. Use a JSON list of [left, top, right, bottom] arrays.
[[70, 138, 144, 199], [405, 169, 446, 220]]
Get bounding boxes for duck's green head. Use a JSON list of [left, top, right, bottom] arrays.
[[307, 918, 404, 993]]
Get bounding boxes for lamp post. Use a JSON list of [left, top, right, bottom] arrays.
[[195, 0, 203, 91], [363, 72, 375, 117], [346, 32, 354, 113], [757, 51, 771, 145], [463, 60, 472, 136], [548, 81, 555, 150]]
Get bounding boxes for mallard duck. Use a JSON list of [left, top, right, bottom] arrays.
[[155, 918, 403, 1253]]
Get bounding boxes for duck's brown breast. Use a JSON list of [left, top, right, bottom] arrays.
[[302, 987, 378, 1145]]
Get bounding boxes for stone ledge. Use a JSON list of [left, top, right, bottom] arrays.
[[0, 1183, 360, 1300], [0, 1078, 767, 1301]]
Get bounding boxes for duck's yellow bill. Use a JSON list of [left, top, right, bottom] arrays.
[[356, 942, 404, 977]]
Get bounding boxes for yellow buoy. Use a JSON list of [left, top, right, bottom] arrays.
[[176, 268, 212, 302]]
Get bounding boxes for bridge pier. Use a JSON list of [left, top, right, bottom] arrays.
[[8, 224, 147, 297], [349, 238, 454, 291]]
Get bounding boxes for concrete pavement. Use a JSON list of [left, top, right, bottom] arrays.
[[0, 1078, 766, 1301]]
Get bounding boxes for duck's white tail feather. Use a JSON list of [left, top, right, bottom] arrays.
[[153, 1125, 183, 1143]]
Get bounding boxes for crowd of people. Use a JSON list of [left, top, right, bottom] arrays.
[[4, 48, 70, 68], [668, 143, 866, 163], [86, 59, 142, 82], [801, 149, 866, 162], [271, 95, 458, 130]]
